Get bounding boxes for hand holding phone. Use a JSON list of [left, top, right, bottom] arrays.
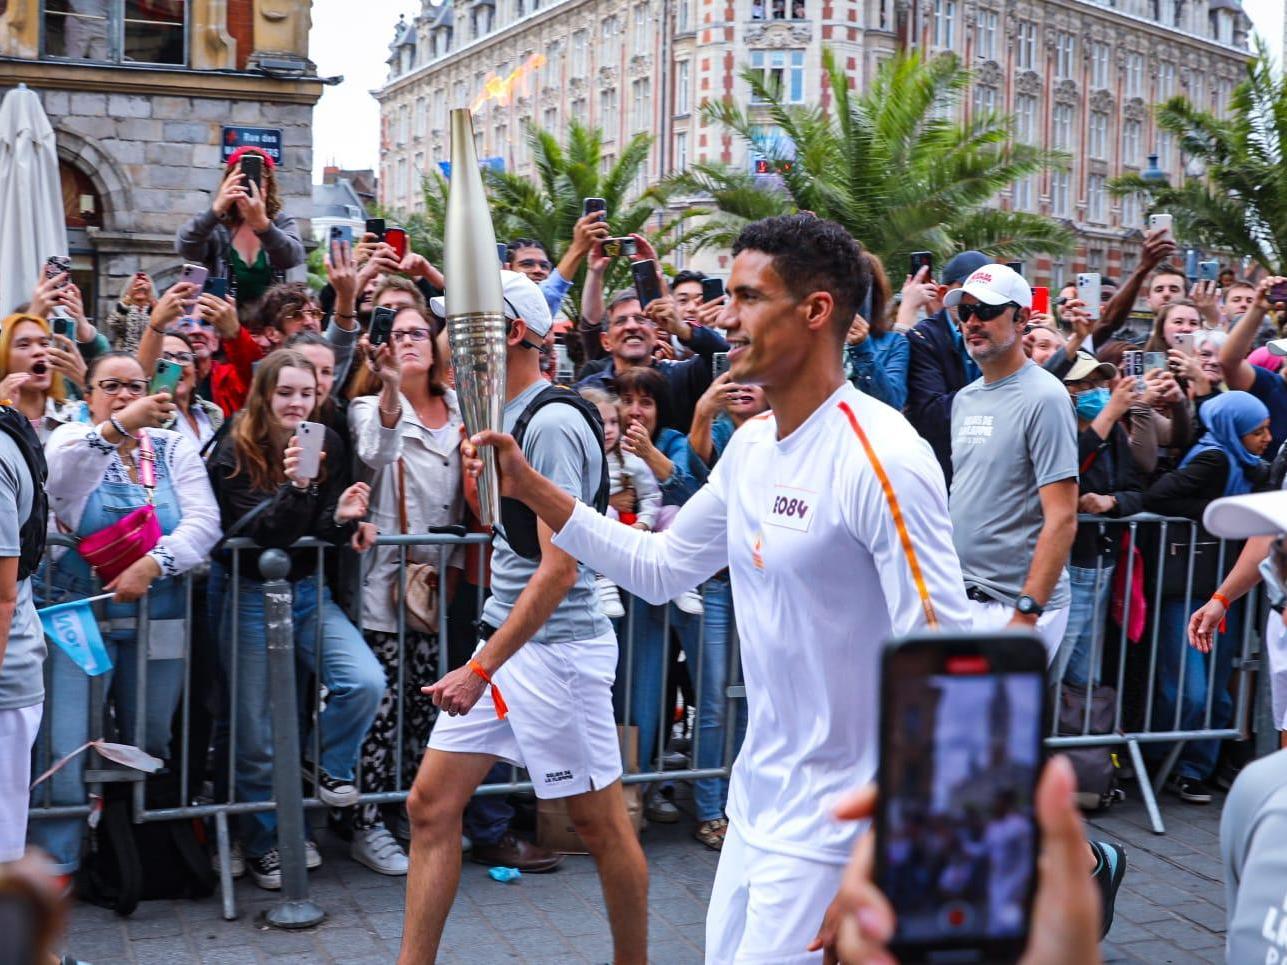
[[240, 154, 264, 194], [1030, 287, 1049, 316], [1075, 272, 1102, 322], [44, 255, 71, 289], [909, 251, 933, 280], [289, 422, 326, 483], [1148, 213, 1173, 242], [582, 197, 607, 218], [365, 218, 386, 242], [601, 237, 638, 258], [630, 259, 664, 308], [702, 277, 726, 304], [150, 358, 184, 396], [368, 306, 397, 346], [384, 226, 408, 262]]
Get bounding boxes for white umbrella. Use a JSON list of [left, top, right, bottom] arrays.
[[0, 84, 68, 316]]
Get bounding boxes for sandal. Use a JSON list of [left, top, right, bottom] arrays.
[[694, 817, 729, 851]]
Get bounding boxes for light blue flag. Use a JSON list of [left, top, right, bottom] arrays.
[[37, 594, 113, 676]]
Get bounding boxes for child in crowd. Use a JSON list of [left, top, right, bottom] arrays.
[[580, 386, 660, 617]]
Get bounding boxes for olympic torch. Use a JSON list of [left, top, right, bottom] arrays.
[[445, 108, 506, 527]]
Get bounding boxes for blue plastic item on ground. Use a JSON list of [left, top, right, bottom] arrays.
[[488, 866, 522, 883]]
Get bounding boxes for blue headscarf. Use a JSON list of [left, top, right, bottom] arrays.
[[1179, 390, 1270, 497]]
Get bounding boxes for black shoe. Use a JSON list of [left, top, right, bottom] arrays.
[[248, 848, 282, 890], [1168, 775, 1214, 804], [313, 769, 360, 807], [1091, 841, 1126, 939]]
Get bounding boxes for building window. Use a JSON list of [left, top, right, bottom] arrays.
[[633, 2, 649, 55], [931, 0, 956, 49], [415, 97, 427, 140], [397, 158, 408, 205], [544, 42, 561, 86], [675, 130, 689, 171], [571, 29, 588, 75], [1087, 174, 1107, 223], [1051, 170, 1071, 217], [453, 81, 467, 110], [1125, 52, 1144, 98], [600, 87, 619, 136], [676, 60, 691, 115], [1088, 110, 1109, 159], [1013, 176, 1034, 211], [1090, 42, 1111, 89], [1121, 192, 1141, 227], [678, 0, 692, 31], [1015, 20, 1037, 70], [472, 5, 493, 37], [1052, 103, 1075, 151], [1120, 119, 1141, 165], [1157, 129, 1175, 171], [601, 16, 622, 67], [1053, 31, 1076, 79], [975, 8, 998, 60], [972, 84, 997, 116], [515, 121, 529, 166], [571, 96, 588, 124], [1013, 93, 1037, 144], [1157, 62, 1176, 100], [544, 106, 558, 130], [878, 0, 891, 30], [397, 104, 409, 146], [749, 50, 806, 103], [752, 0, 806, 20], [44, 0, 188, 65], [631, 78, 651, 131], [432, 90, 446, 132]]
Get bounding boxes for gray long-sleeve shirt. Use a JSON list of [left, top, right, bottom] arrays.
[[1221, 747, 1287, 962]]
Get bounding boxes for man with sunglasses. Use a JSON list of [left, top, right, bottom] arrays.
[[1188, 490, 1287, 963], [946, 264, 1127, 931]]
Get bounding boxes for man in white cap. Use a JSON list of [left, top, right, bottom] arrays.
[[946, 265, 1127, 926], [402, 271, 648, 963], [1189, 490, 1287, 963]]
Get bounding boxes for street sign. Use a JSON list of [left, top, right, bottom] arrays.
[[221, 126, 283, 164]]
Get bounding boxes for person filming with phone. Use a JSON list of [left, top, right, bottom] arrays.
[[176, 147, 304, 309], [1220, 275, 1287, 457]]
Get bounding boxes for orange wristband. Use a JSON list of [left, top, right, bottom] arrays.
[[468, 659, 508, 720], [1212, 592, 1231, 610]]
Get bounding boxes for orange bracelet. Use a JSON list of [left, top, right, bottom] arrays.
[[1212, 592, 1231, 610], [468, 659, 508, 720]]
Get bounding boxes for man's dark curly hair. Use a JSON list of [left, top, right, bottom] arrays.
[[258, 282, 318, 333], [732, 214, 870, 339]]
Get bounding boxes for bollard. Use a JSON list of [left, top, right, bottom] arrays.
[[259, 548, 325, 929]]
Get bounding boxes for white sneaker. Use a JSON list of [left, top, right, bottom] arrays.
[[350, 825, 409, 876], [210, 839, 246, 879], [597, 575, 625, 619], [305, 838, 322, 869], [673, 588, 704, 616], [462, 833, 473, 853]]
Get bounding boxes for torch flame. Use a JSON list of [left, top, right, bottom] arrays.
[[470, 53, 547, 113]]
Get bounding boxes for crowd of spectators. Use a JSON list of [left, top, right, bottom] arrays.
[[3, 146, 1286, 909]]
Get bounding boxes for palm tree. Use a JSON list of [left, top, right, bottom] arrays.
[[674, 48, 1074, 268], [1109, 40, 1285, 273]]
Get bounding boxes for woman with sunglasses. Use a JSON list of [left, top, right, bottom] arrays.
[[30, 351, 220, 881]]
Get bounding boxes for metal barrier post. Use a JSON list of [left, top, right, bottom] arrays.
[[259, 549, 325, 930]]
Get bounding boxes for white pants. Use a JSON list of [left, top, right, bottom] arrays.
[[0, 703, 43, 862], [706, 822, 845, 963], [967, 598, 1070, 670]]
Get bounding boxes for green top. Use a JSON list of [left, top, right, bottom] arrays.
[[229, 245, 274, 303]]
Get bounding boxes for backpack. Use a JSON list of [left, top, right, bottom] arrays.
[[76, 770, 215, 916], [0, 405, 48, 581], [499, 386, 610, 560], [1058, 684, 1125, 811]]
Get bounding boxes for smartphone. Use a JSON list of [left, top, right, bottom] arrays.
[[203, 276, 228, 299], [702, 277, 726, 304], [150, 358, 184, 396], [631, 259, 664, 309], [1122, 350, 1145, 392], [365, 217, 386, 242], [1172, 331, 1195, 355], [1197, 260, 1220, 283], [385, 226, 408, 261], [712, 351, 730, 379], [369, 305, 397, 347], [1143, 351, 1168, 373], [179, 263, 209, 290], [1148, 213, 1173, 241], [239, 153, 263, 194], [1076, 272, 1102, 321], [1006, 261, 1024, 275], [294, 421, 326, 482], [1269, 282, 1287, 305], [601, 237, 638, 258], [1030, 286, 1049, 315], [909, 251, 933, 279], [329, 224, 354, 248], [497, 242, 510, 266], [876, 631, 1047, 962], [51, 314, 77, 341], [582, 197, 607, 218], [44, 255, 72, 288], [554, 343, 575, 383]]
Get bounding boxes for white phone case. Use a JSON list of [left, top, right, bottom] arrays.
[[295, 421, 324, 481], [1148, 214, 1173, 241], [1076, 272, 1102, 321]]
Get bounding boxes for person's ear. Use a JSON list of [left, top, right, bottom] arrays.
[[507, 318, 528, 348], [801, 291, 835, 334], [1016, 307, 1031, 328], [600, 328, 613, 353]]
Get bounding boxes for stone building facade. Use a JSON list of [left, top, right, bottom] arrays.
[[0, 0, 323, 323], [377, 0, 1252, 284]]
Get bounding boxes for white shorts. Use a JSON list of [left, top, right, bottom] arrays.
[[706, 821, 845, 964], [428, 629, 622, 800], [0, 703, 43, 862], [967, 598, 1070, 670]]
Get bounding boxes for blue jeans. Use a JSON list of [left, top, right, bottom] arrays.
[[213, 564, 383, 859], [1149, 597, 1240, 782], [28, 631, 184, 873], [1055, 563, 1115, 688], [614, 578, 739, 821]]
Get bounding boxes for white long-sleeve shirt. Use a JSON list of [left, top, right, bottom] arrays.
[[45, 423, 221, 579], [607, 448, 662, 529], [553, 382, 972, 863]]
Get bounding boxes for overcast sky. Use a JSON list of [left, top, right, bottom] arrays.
[[309, 0, 1286, 182]]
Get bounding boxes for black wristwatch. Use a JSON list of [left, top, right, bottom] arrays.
[[1015, 594, 1045, 617]]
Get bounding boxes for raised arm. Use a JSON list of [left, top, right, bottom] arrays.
[[1222, 276, 1285, 392], [1092, 228, 1176, 342]]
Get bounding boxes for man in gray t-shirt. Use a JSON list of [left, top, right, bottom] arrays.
[[0, 425, 47, 862], [945, 265, 1079, 663]]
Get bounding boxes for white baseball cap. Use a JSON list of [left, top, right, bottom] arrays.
[[429, 270, 554, 339], [943, 264, 1033, 311], [1203, 490, 1287, 539]]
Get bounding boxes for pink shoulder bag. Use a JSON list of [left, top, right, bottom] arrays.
[[77, 430, 162, 583]]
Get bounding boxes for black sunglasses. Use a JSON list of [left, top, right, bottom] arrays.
[[957, 301, 1018, 323]]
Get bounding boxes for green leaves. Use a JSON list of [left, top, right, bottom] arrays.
[[670, 48, 1072, 269]]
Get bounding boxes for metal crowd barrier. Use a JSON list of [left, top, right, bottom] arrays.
[[1045, 513, 1263, 835], [27, 531, 745, 924]]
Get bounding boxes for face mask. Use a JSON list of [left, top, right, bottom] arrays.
[[1075, 387, 1111, 421]]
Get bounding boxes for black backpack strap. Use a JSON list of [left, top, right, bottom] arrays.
[[500, 386, 609, 560], [0, 406, 49, 581]]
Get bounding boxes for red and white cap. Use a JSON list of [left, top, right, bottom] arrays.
[[943, 264, 1032, 311]]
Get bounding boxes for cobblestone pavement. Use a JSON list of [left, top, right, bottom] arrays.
[[60, 784, 1228, 964]]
